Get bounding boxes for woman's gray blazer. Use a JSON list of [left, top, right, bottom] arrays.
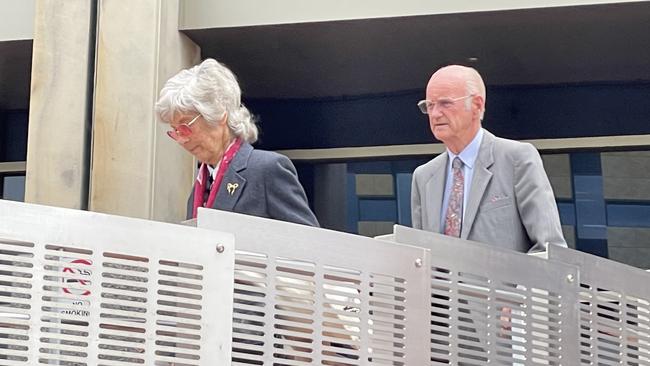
[[187, 142, 319, 227]]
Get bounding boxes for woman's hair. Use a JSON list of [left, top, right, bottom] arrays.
[[155, 58, 258, 143]]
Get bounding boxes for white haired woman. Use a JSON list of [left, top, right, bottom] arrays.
[[156, 58, 319, 226]]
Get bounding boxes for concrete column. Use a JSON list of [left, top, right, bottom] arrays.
[[25, 0, 95, 208], [90, 0, 200, 222]]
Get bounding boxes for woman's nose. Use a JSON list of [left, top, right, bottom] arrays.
[[176, 136, 191, 145]]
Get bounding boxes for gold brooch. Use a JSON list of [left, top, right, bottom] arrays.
[[226, 183, 239, 195]]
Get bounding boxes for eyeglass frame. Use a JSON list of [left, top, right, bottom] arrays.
[[416, 94, 475, 115], [166, 114, 201, 141]]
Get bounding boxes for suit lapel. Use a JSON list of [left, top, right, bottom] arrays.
[[425, 153, 448, 233], [212, 142, 251, 211], [461, 131, 494, 239]]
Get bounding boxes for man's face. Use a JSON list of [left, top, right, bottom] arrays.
[[425, 72, 480, 154]]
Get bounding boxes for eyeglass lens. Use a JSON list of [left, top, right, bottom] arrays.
[[167, 123, 193, 141]]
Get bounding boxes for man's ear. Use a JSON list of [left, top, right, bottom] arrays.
[[472, 95, 485, 118], [472, 95, 484, 111]]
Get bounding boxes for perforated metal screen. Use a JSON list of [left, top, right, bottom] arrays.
[[392, 225, 581, 365], [197, 208, 431, 365], [0, 200, 234, 365], [548, 245, 650, 365]]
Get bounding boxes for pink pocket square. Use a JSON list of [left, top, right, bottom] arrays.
[[489, 194, 509, 203]]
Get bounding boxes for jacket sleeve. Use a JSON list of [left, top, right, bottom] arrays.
[[264, 154, 320, 227], [411, 167, 423, 230], [513, 143, 568, 252]]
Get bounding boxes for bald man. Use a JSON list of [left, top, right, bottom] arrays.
[[411, 65, 567, 253]]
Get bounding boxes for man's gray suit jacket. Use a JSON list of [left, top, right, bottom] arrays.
[[411, 129, 567, 253], [187, 142, 319, 227]]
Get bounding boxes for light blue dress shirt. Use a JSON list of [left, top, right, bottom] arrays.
[[440, 128, 484, 232]]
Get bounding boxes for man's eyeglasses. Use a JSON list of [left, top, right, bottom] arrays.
[[417, 94, 475, 114], [167, 114, 201, 141]]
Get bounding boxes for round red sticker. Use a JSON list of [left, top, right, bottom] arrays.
[[62, 258, 92, 296]]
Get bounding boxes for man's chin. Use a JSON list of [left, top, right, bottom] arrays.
[[432, 130, 449, 142]]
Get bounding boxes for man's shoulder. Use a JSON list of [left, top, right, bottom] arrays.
[[414, 153, 446, 177], [484, 133, 540, 171], [489, 132, 537, 155]]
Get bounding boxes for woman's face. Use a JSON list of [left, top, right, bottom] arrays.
[[169, 112, 232, 165]]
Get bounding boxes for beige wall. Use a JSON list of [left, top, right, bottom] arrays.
[[602, 151, 650, 201], [90, 0, 199, 222], [356, 173, 396, 237], [25, 0, 199, 222], [608, 227, 650, 269], [541, 153, 573, 200], [0, 0, 34, 41], [602, 151, 650, 269], [25, 0, 94, 209], [180, 0, 640, 29]]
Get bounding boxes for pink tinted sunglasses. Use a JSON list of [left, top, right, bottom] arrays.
[[167, 114, 201, 141]]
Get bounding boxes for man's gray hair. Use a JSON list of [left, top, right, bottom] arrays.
[[155, 58, 258, 143], [463, 67, 486, 121]]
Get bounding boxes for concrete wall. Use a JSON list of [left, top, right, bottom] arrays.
[[602, 151, 650, 201], [25, 0, 95, 209], [90, 0, 200, 222], [179, 0, 641, 29], [602, 151, 650, 269], [23, 0, 200, 222], [0, 0, 34, 41], [608, 227, 650, 269], [542, 154, 573, 200]]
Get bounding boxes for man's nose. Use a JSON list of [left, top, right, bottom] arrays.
[[429, 106, 444, 119]]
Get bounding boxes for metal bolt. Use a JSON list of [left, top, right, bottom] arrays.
[[414, 258, 423, 268], [216, 244, 225, 253], [566, 274, 575, 283]]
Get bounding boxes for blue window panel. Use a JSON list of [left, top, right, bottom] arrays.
[[577, 238, 609, 258], [358, 199, 398, 222], [396, 173, 412, 227], [571, 152, 602, 175], [2, 110, 29, 161], [346, 173, 359, 233], [348, 161, 392, 174], [391, 159, 430, 174], [557, 202, 576, 226], [607, 204, 650, 227], [3, 176, 25, 202], [573, 175, 607, 240]]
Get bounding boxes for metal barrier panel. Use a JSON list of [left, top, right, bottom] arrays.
[[548, 245, 650, 365], [392, 225, 581, 365], [197, 208, 431, 365], [0, 200, 235, 365]]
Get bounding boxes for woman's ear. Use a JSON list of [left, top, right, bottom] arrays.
[[219, 111, 228, 126]]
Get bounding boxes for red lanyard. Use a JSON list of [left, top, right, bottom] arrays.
[[192, 138, 243, 218]]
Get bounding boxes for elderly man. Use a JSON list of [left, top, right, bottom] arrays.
[[411, 65, 566, 252]]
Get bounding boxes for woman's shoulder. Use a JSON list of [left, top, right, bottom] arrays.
[[246, 147, 292, 169]]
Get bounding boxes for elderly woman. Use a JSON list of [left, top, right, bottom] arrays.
[[155, 58, 318, 226]]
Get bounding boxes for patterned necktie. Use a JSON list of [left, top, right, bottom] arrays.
[[444, 157, 464, 237]]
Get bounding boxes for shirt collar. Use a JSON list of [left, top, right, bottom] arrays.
[[206, 138, 238, 178], [446, 128, 484, 170]]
